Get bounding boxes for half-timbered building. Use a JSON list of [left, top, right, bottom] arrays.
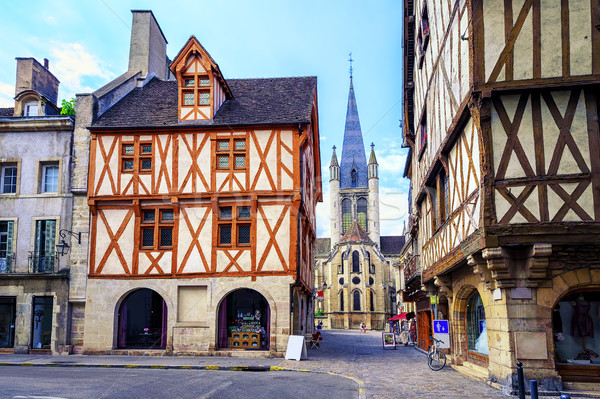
[[402, 0, 600, 392], [82, 28, 321, 355], [314, 76, 404, 331]]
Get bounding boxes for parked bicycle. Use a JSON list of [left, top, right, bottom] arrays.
[[427, 336, 447, 371]]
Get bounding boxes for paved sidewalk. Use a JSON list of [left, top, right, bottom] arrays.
[[0, 353, 281, 371], [0, 330, 588, 398]]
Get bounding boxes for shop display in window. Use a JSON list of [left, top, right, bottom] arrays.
[[554, 292, 600, 366], [229, 310, 266, 349]]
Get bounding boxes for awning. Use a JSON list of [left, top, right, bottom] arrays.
[[388, 313, 407, 321]]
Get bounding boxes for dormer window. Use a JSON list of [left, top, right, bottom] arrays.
[[351, 169, 358, 187], [24, 101, 39, 116], [170, 37, 232, 123]]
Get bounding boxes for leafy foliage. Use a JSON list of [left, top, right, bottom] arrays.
[[60, 98, 75, 116]]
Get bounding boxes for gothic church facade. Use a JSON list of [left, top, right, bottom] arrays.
[[315, 77, 404, 330]]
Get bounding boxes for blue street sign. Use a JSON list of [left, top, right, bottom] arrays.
[[433, 320, 449, 334]]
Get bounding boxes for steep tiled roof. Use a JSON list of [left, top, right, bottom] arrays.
[[340, 221, 372, 244], [380, 235, 406, 256], [315, 238, 331, 257], [92, 76, 317, 128], [0, 108, 14, 117]]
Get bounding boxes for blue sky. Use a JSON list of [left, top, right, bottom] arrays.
[[0, 0, 409, 237]]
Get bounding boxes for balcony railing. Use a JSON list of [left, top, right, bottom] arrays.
[[0, 252, 15, 273], [28, 252, 58, 274], [404, 255, 420, 283]]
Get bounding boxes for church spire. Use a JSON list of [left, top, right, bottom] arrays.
[[340, 63, 368, 189], [329, 145, 340, 181]]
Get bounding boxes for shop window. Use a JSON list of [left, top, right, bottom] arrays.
[[141, 209, 174, 250], [217, 288, 269, 350], [31, 296, 53, 349], [357, 198, 368, 231], [466, 292, 488, 355], [0, 164, 17, 194], [353, 290, 361, 311], [218, 205, 251, 247], [117, 289, 166, 349], [341, 199, 352, 234], [352, 251, 360, 273], [121, 142, 152, 174], [554, 292, 600, 367], [216, 138, 246, 172], [0, 297, 16, 348]]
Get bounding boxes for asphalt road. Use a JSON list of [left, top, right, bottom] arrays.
[[1, 367, 358, 399]]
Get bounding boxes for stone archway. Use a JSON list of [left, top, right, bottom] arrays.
[[117, 288, 167, 349], [217, 288, 270, 350]]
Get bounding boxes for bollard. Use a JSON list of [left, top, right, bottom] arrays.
[[530, 380, 538, 399], [560, 395, 571, 399], [517, 362, 525, 399]]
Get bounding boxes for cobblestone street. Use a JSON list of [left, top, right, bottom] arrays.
[[280, 329, 508, 399]]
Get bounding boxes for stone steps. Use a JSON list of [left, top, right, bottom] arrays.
[[451, 362, 489, 384]]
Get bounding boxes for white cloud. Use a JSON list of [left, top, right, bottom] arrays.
[[379, 187, 408, 236], [0, 82, 13, 107], [316, 187, 331, 238], [49, 42, 114, 99]]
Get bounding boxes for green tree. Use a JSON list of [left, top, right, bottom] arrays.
[[60, 98, 75, 116]]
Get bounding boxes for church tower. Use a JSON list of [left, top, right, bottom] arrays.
[[314, 59, 405, 331], [330, 70, 381, 248]]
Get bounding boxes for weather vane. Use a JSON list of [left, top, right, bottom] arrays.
[[348, 52, 353, 81]]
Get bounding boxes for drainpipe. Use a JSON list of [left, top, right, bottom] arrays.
[[290, 124, 304, 334]]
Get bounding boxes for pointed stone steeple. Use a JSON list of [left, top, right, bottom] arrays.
[[368, 143, 378, 180], [340, 80, 368, 189], [329, 145, 340, 181]]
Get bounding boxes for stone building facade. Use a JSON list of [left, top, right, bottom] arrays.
[[315, 77, 404, 331], [402, 0, 600, 393], [0, 57, 75, 354]]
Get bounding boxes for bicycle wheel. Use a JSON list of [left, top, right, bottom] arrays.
[[427, 350, 447, 371]]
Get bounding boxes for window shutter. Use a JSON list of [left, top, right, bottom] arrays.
[[6, 221, 13, 254], [45, 220, 56, 255]]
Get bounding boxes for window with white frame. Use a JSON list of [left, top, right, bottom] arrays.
[[1, 164, 17, 194], [24, 101, 39, 116], [41, 163, 59, 193]]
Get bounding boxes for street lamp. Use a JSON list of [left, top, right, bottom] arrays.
[[55, 229, 81, 256]]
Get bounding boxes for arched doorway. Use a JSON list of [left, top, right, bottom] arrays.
[[117, 289, 167, 349], [553, 290, 600, 382], [217, 289, 270, 350]]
